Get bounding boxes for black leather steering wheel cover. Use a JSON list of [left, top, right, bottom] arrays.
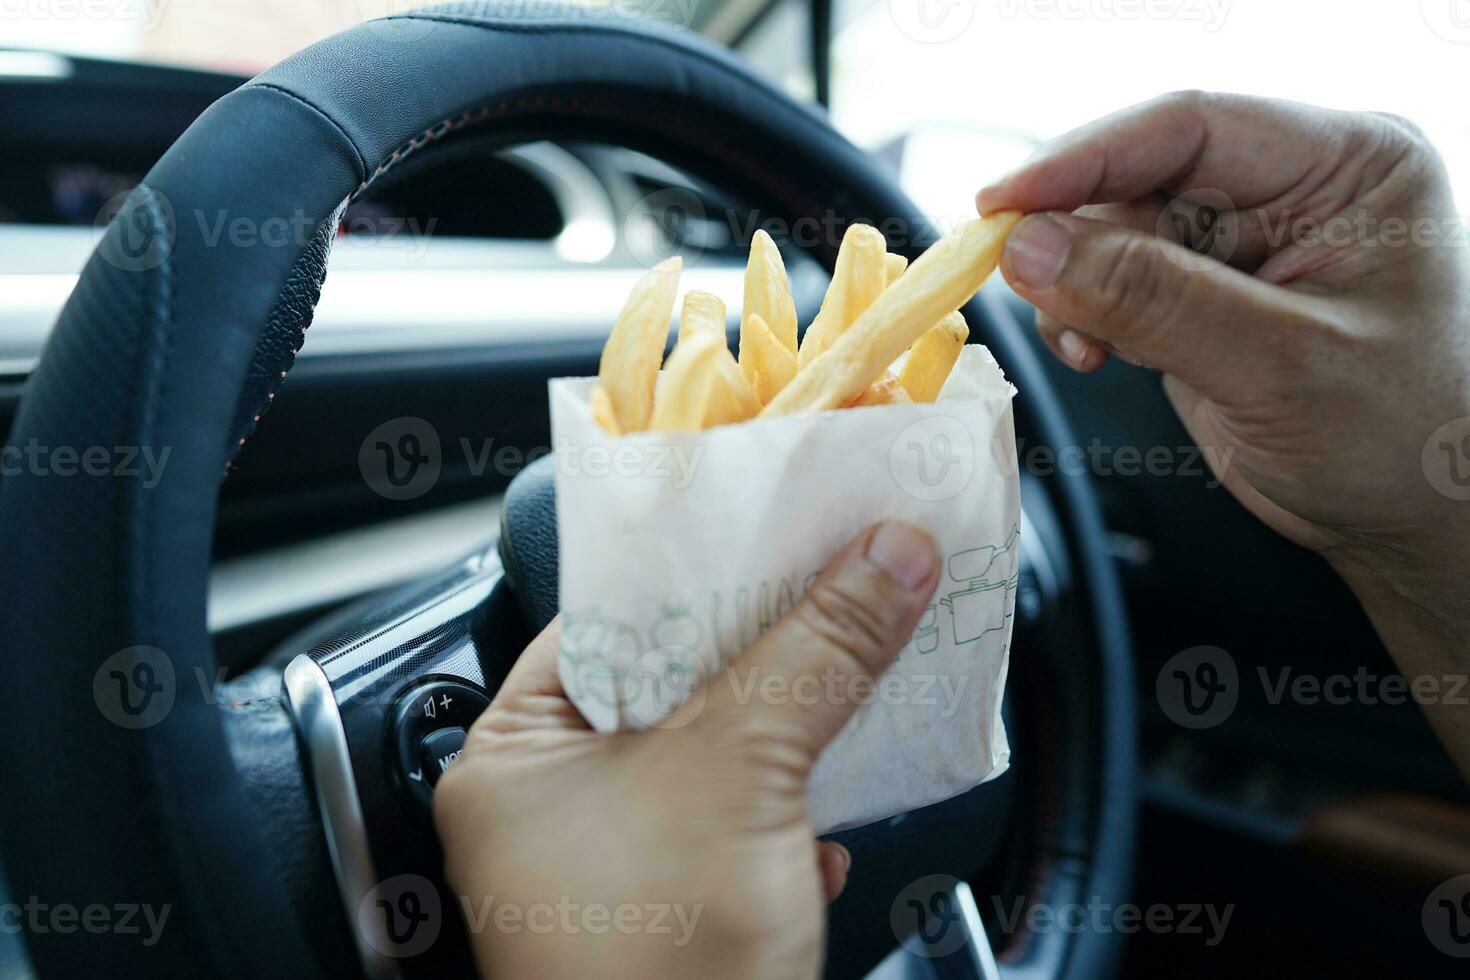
[[0, 4, 1135, 976]]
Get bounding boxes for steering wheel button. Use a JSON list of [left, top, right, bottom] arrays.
[[420, 726, 467, 787]]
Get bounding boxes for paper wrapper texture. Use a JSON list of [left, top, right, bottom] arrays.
[[552, 346, 1020, 833]]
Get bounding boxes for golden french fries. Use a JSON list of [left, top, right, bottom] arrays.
[[743, 229, 798, 355], [885, 252, 908, 284], [681, 291, 763, 426], [847, 371, 913, 408], [587, 211, 1016, 436], [762, 212, 1019, 417], [739, 312, 797, 405], [597, 256, 682, 432], [679, 290, 726, 344], [899, 311, 970, 403], [798, 223, 888, 370], [650, 332, 723, 432], [589, 384, 622, 435]]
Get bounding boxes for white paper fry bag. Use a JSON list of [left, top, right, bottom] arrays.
[[551, 345, 1021, 833]]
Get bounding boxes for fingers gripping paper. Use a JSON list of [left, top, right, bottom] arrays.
[[551, 346, 1020, 833]]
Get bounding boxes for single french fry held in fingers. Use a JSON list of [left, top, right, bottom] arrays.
[[798, 223, 888, 371], [899, 311, 970, 403], [886, 252, 908, 284], [597, 257, 682, 432], [679, 290, 727, 345], [742, 229, 798, 355], [739, 312, 797, 405], [847, 371, 912, 408], [650, 332, 724, 432], [761, 212, 1020, 417], [589, 384, 622, 435]]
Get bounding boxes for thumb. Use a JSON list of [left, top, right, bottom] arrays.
[[1000, 211, 1306, 394], [694, 521, 939, 762]]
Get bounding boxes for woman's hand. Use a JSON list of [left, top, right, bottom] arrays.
[[434, 521, 940, 980], [980, 91, 1470, 774]]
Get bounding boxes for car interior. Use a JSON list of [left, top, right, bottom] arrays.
[[1, 1, 1467, 977]]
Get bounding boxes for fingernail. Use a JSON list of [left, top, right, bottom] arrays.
[[866, 521, 939, 591], [832, 843, 852, 873], [1058, 329, 1092, 368], [1005, 214, 1070, 288]]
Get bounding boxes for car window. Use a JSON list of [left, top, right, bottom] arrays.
[[826, 0, 1470, 224]]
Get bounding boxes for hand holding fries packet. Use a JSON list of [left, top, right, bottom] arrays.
[[552, 213, 1023, 832]]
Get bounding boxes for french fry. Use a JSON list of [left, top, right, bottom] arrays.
[[680, 291, 762, 426], [598, 257, 682, 432], [847, 371, 913, 408], [650, 332, 723, 432], [743, 229, 798, 355], [899, 311, 969, 403], [798, 223, 888, 370], [679, 290, 727, 345], [761, 212, 1020, 417], [589, 384, 622, 435], [739, 312, 796, 405], [886, 252, 908, 284]]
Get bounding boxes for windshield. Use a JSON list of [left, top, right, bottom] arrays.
[[0, 0, 722, 75], [828, 0, 1470, 220]]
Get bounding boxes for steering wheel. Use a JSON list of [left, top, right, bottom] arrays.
[[0, 5, 1136, 978]]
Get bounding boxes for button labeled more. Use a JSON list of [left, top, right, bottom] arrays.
[[419, 726, 467, 787]]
